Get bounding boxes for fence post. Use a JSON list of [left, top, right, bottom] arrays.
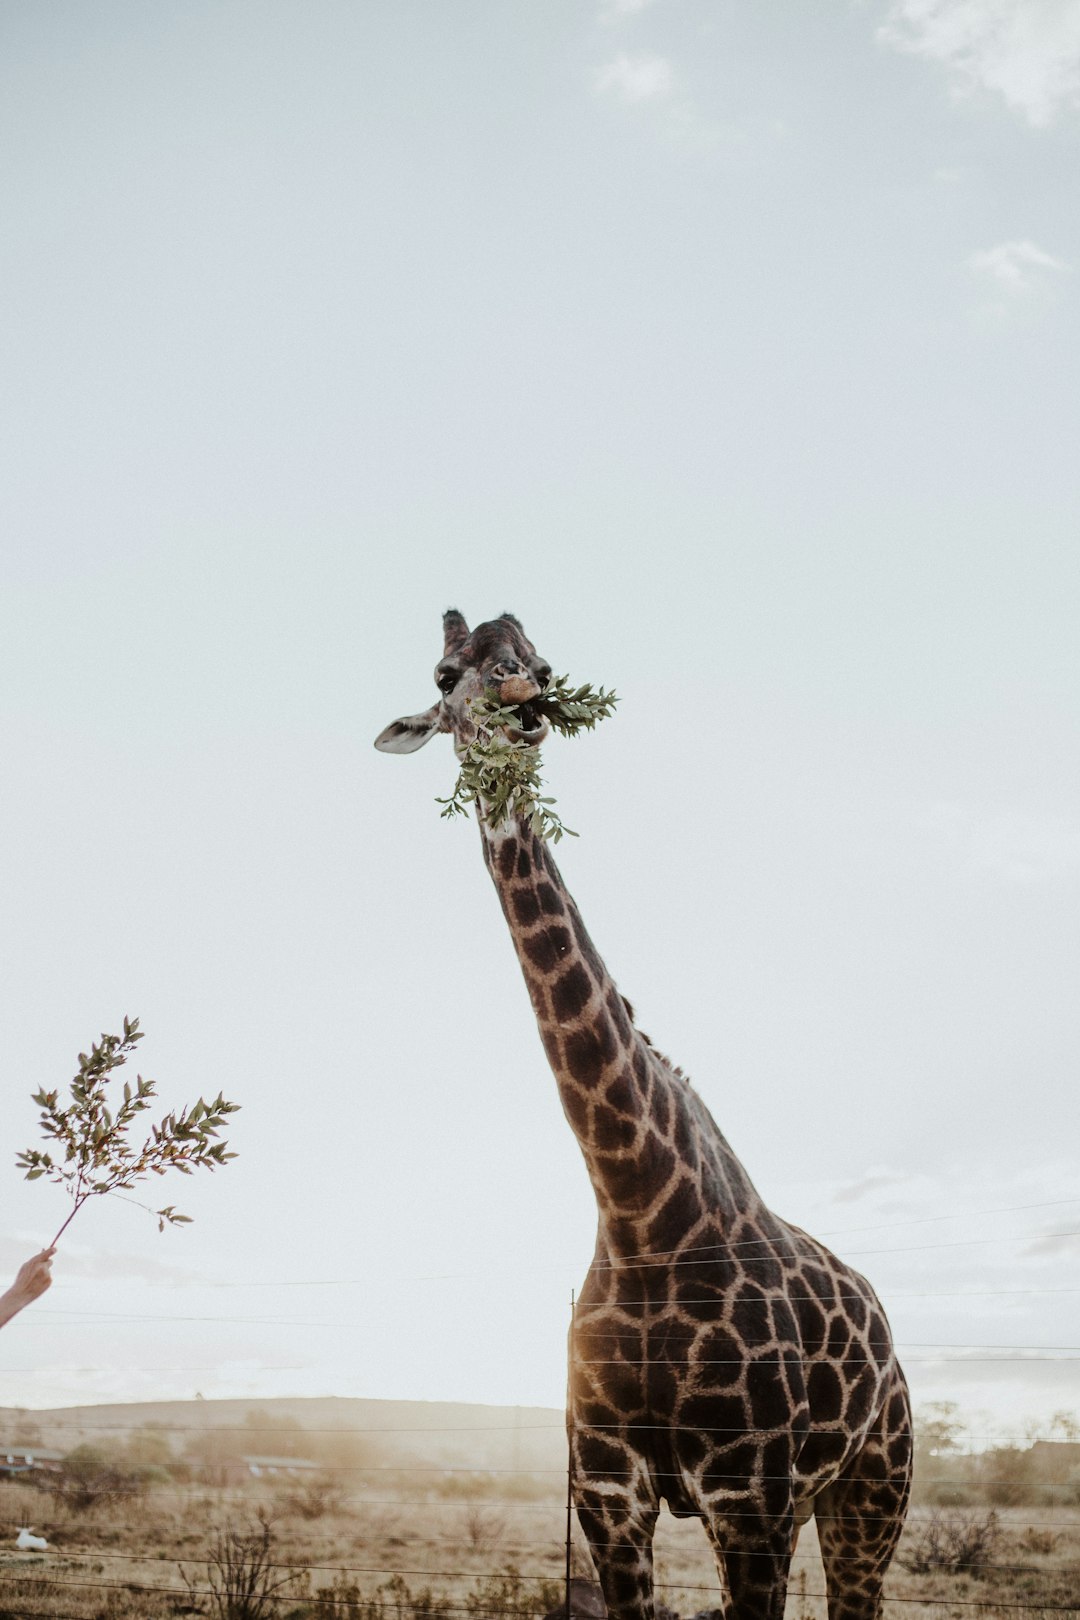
[[565, 1288, 576, 1619]]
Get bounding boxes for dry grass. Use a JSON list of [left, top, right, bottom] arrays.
[[1, 1477, 1078, 1619]]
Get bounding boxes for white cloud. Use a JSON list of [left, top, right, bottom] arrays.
[[594, 51, 676, 104], [969, 237, 1069, 292], [589, 52, 754, 155], [831, 1168, 913, 1204], [879, 0, 1080, 126], [1022, 1228, 1080, 1259]]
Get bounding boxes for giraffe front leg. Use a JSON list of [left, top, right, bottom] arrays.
[[572, 1428, 658, 1620], [702, 1492, 796, 1620], [575, 1492, 658, 1620]]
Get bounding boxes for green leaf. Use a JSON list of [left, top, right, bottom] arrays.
[[19, 1020, 239, 1244], [435, 674, 615, 843]]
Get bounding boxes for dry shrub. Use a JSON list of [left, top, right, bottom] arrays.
[[979, 1445, 1035, 1506], [52, 1442, 148, 1512], [465, 1567, 563, 1618], [899, 1508, 1001, 1575], [463, 1502, 506, 1553], [313, 1572, 447, 1620], [181, 1507, 308, 1619], [1015, 1526, 1061, 1555], [276, 1472, 348, 1520], [312, 1568, 564, 1620], [921, 1480, 980, 1508], [0, 1573, 177, 1620]]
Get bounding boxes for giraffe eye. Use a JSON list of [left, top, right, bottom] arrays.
[[436, 668, 459, 694]]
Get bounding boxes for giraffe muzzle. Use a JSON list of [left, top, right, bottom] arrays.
[[497, 676, 550, 744], [499, 675, 540, 705]]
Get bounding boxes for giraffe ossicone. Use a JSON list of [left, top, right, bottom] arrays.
[[377, 611, 913, 1620]]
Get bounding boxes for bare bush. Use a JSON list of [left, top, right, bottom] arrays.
[[181, 1508, 307, 1619], [466, 1566, 563, 1618], [276, 1472, 348, 1520], [311, 1568, 564, 1620], [1016, 1527, 1061, 1555], [52, 1443, 148, 1512], [463, 1502, 506, 1553], [899, 1509, 1001, 1575], [314, 1572, 445, 1620], [979, 1444, 1035, 1506]]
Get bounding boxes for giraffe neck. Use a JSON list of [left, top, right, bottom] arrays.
[[480, 814, 744, 1245]]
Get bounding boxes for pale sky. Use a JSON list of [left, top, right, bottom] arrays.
[[1, 1, 1078, 1447]]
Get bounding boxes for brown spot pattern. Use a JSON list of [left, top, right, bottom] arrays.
[[472, 805, 912, 1620]]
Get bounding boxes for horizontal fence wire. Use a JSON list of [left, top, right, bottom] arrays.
[[12, 1347, 1080, 1373], [10, 1339, 1080, 1371], [9, 1542, 1080, 1577], [46, 1194, 1075, 1286], [4, 1461, 1073, 1486], [0, 1610, 1075, 1620], [0, 1609, 1070, 1620], [1, 1570, 1079, 1615], [28, 1286, 1080, 1320], [3, 1488, 1076, 1527], [573, 1347, 1080, 1360], [27, 1291, 1080, 1327], [6, 1458, 1075, 1483], [3, 1406, 1075, 1433], [582, 1232, 1080, 1269]]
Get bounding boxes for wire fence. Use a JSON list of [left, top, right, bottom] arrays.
[[3, 1406, 1078, 1616], [3, 1201, 1079, 1618]]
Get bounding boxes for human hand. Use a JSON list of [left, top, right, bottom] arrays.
[[11, 1247, 55, 1306]]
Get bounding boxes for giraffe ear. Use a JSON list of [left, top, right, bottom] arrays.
[[374, 704, 443, 754], [443, 610, 470, 655]]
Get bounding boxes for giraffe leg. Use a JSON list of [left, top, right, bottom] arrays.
[[574, 1487, 658, 1620], [815, 1377, 914, 1620], [701, 1493, 795, 1620]]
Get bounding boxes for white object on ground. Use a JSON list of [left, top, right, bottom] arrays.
[[16, 1527, 48, 1551]]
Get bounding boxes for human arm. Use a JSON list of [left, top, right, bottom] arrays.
[[0, 1247, 55, 1328]]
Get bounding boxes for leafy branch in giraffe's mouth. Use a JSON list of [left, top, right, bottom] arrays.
[[437, 675, 618, 842], [527, 675, 619, 736]]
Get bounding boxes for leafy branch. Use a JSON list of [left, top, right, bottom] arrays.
[[529, 675, 619, 736], [16, 1017, 240, 1247], [437, 674, 618, 842]]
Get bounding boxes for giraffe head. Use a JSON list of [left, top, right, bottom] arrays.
[[375, 610, 553, 755]]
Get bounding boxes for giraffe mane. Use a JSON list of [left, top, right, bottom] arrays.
[[623, 996, 691, 1085]]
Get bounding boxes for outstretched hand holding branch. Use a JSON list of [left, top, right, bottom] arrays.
[[0, 1247, 56, 1329]]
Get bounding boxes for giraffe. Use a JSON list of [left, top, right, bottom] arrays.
[[376, 611, 913, 1620]]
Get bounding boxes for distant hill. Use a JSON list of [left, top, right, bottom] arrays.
[[0, 1395, 568, 1474]]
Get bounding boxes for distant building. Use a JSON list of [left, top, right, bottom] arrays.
[[0, 1444, 64, 1479], [212, 1453, 324, 1488], [243, 1454, 322, 1477]]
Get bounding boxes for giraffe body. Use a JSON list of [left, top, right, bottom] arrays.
[[377, 613, 912, 1620]]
